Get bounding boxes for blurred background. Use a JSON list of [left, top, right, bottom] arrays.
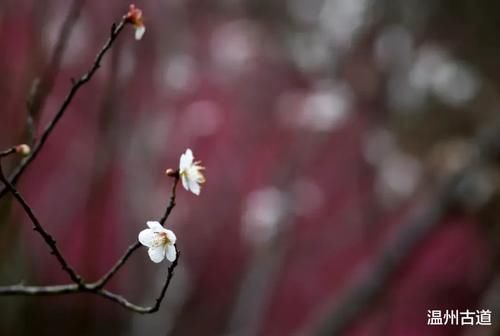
[[1, 0, 500, 335]]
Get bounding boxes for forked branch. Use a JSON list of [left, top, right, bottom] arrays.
[[0, 147, 181, 313]]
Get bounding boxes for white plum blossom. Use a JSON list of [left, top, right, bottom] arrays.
[[138, 221, 177, 263], [179, 149, 206, 195]]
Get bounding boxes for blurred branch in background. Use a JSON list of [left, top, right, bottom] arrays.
[[25, 0, 85, 146], [309, 119, 500, 335], [225, 132, 335, 336]]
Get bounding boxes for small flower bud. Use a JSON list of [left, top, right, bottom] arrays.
[[165, 168, 179, 177], [15, 144, 31, 156], [124, 4, 141, 23]]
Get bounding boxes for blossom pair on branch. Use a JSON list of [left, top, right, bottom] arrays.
[[139, 149, 206, 263], [0, 145, 205, 313]]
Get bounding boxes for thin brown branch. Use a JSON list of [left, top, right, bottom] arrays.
[[148, 245, 180, 313], [93, 242, 141, 290], [0, 147, 16, 158], [96, 247, 180, 314], [0, 174, 181, 314], [160, 175, 179, 225], [0, 283, 79, 295], [0, 247, 181, 314], [94, 176, 180, 289], [0, 159, 83, 286], [0, 18, 128, 199]]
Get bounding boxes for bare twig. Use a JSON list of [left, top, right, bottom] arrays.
[[0, 247, 179, 314], [0, 249, 180, 314], [0, 283, 79, 295], [160, 175, 179, 225], [95, 176, 180, 289], [97, 245, 181, 314], [0, 173, 181, 314], [0, 148, 17, 158], [0, 18, 127, 199], [94, 242, 141, 289], [0, 154, 83, 286]]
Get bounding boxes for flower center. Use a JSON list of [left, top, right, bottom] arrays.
[[152, 232, 169, 247], [181, 165, 205, 183]]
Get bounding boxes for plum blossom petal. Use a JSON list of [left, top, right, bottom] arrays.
[[179, 149, 194, 171], [166, 230, 177, 243], [181, 174, 190, 191], [148, 246, 166, 263], [147, 221, 164, 231], [135, 25, 145, 40], [165, 245, 177, 262], [178, 149, 205, 195], [138, 228, 156, 247], [188, 179, 201, 195]]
